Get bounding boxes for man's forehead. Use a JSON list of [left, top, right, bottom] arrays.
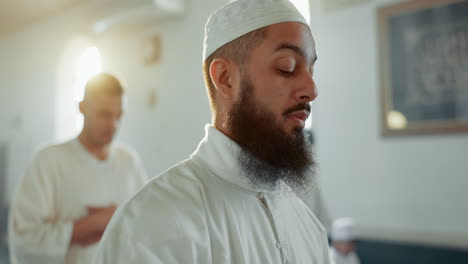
[[264, 23, 317, 64], [274, 42, 317, 65]]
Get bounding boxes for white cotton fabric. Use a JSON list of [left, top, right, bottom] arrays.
[[93, 125, 331, 264], [8, 139, 148, 264], [203, 0, 309, 60]]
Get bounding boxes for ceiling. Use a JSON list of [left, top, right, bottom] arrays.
[[0, 0, 185, 38], [0, 0, 94, 38]]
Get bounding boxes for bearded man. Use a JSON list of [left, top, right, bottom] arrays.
[[93, 0, 330, 263]]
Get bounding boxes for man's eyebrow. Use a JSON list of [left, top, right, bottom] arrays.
[[275, 43, 317, 64]]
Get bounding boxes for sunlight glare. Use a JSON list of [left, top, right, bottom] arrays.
[[74, 46, 102, 132]]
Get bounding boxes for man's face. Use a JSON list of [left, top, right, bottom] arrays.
[[81, 94, 124, 146], [334, 241, 356, 256], [227, 22, 317, 187], [242, 22, 317, 136]]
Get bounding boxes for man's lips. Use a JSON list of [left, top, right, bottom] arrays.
[[283, 103, 311, 116], [287, 110, 309, 121]]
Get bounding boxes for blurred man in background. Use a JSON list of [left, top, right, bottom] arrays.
[[330, 218, 361, 264], [8, 73, 148, 264]]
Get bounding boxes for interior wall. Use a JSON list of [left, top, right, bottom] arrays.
[[309, 0, 468, 248], [0, 14, 81, 202], [94, 1, 222, 176], [0, 0, 225, 202]]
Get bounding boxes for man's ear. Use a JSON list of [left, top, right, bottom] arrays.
[[209, 58, 239, 100]]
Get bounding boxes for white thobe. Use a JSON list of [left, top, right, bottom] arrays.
[[94, 125, 331, 263], [8, 139, 148, 264]]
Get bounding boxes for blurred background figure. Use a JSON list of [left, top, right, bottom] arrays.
[[330, 217, 360, 264], [7, 73, 148, 264]]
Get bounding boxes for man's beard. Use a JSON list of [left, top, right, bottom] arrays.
[[227, 75, 316, 190]]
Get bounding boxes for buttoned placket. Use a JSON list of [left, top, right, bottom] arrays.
[[257, 192, 289, 264]]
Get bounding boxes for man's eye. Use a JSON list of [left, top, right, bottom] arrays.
[[278, 69, 294, 76]]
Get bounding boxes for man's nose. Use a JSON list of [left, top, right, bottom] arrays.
[[296, 73, 318, 103]]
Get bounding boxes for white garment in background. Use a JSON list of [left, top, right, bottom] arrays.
[[329, 248, 361, 264], [93, 125, 331, 264], [8, 139, 148, 264]]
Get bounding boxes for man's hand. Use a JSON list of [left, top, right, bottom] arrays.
[[77, 231, 104, 247], [87, 204, 117, 230], [71, 204, 117, 247]]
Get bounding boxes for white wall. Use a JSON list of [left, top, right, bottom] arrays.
[[0, 0, 225, 203], [94, 0, 219, 177], [0, 13, 80, 202], [309, 0, 468, 248]]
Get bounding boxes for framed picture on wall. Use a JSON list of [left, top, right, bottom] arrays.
[[378, 0, 468, 136]]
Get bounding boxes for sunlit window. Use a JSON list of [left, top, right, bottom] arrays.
[[73, 46, 102, 133], [55, 44, 102, 141]]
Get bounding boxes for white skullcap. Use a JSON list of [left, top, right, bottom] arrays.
[[331, 218, 356, 242], [203, 0, 309, 61]]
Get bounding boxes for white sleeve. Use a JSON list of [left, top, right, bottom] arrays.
[[93, 172, 212, 264], [94, 225, 210, 264], [8, 150, 73, 264]]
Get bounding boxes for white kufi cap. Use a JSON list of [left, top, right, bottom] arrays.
[[203, 0, 309, 61], [331, 218, 356, 242]]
